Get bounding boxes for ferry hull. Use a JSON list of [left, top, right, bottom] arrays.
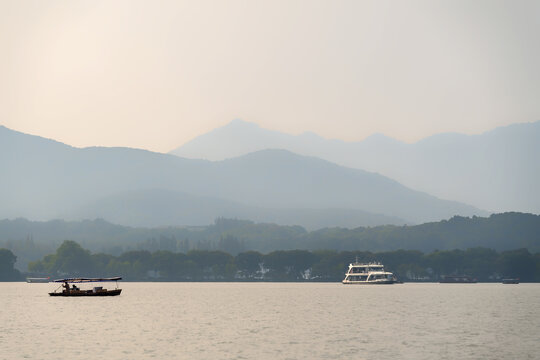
[[49, 289, 122, 297], [342, 280, 396, 285]]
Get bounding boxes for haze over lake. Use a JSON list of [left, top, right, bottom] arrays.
[[3, 282, 539, 360]]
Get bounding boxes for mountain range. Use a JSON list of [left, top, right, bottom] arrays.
[[170, 120, 540, 214], [0, 125, 485, 228]]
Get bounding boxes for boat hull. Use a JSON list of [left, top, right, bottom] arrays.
[[49, 289, 122, 297], [342, 280, 396, 285], [502, 279, 519, 284]]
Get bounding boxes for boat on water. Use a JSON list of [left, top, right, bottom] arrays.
[[439, 275, 477, 283], [502, 278, 519, 284], [342, 260, 398, 284], [49, 277, 122, 297], [26, 277, 50, 283]]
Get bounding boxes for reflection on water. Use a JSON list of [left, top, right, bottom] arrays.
[[2, 282, 539, 359]]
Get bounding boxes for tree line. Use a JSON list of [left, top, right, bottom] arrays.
[[20, 240, 540, 282], [3, 212, 540, 273], [0, 248, 22, 281]]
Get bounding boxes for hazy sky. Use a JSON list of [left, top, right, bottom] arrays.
[[1, 0, 538, 152]]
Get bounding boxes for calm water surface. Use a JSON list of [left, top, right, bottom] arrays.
[[1, 282, 539, 359]]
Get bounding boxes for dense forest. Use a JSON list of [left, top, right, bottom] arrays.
[[22, 240, 540, 282], [2, 212, 540, 271]]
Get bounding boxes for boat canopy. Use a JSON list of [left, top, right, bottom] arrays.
[[53, 277, 122, 283]]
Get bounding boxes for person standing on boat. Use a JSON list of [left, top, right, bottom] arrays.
[[63, 282, 70, 293]]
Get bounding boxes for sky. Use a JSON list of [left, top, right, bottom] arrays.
[[1, 0, 539, 153]]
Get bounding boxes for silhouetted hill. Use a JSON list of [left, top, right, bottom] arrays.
[[212, 150, 483, 223], [0, 125, 485, 228], [170, 120, 540, 213], [301, 212, 540, 253]]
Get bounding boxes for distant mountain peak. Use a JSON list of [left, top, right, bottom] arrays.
[[228, 118, 259, 127], [298, 131, 325, 140], [363, 133, 402, 145], [168, 119, 539, 214]]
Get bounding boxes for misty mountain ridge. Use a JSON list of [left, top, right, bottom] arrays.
[[169, 120, 540, 213], [70, 188, 408, 229], [1, 125, 485, 228]]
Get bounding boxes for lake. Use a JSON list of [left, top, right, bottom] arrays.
[[1, 282, 539, 359]]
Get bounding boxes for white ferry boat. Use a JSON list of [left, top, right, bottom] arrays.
[[342, 260, 397, 284]]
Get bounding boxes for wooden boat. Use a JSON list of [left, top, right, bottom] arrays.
[[49, 277, 122, 297]]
